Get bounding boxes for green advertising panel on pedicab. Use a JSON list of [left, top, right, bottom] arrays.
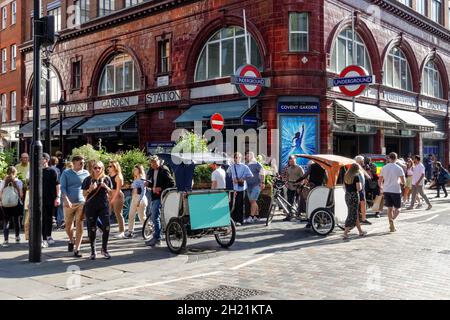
[[188, 192, 230, 230]]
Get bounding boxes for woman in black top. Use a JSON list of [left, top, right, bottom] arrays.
[[108, 161, 125, 238], [343, 163, 366, 240], [82, 161, 113, 260]]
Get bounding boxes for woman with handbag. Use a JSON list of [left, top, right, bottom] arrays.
[[343, 163, 367, 240], [435, 162, 449, 198], [124, 165, 148, 238], [82, 161, 113, 260], [0, 166, 24, 247]]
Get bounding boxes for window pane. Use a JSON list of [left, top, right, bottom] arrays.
[[195, 48, 207, 81], [400, 58, 407, 90], [393, 56, 401, 88], [207, 42, 220, 79], [221, 27, 234, 39], [99, 71, 106, 95], [106, 65, 114, 94], [116, 63, 124, 93], [386, 55, 393, 86], [134, 65, 140, 90], [124, 61, 133, 91], [221, 38, 234, 77], [250, 37, 263, 69], [235, 37, 246, 71], [337, 37, 346, 71]]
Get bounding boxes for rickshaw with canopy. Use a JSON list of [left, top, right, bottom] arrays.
[[267, 154, 356, 236], [142, 152, 236, 254]]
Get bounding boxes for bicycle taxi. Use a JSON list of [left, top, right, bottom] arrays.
[[142, 152, 236, 254], [295, 154, 356, 236]]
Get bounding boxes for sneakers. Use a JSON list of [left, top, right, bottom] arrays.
[[244, 217, 254, 224], [114, 233, 126, 239], [374, 213, 381, 218], [47, 237, 55, 245], [41, 240, 49, 248], [68, 242, 74, 252], [359, 231, 368, 237], [415, 203, 423, 209], [146, 238, 162, 247], [15, 236, 20, 243], [2, 241, 9, 248], [235, 222, 242, 226], [73, 250, 82, 258], [124, 231, 134, 239], [101, 249, 111, 259], [253, 217, 260, 223], [426, 204, 432, 210]]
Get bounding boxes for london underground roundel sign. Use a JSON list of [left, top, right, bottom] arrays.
[[336, 65, 372, 97], [233, 64, 264, 98], [210, 113, 224, 132]]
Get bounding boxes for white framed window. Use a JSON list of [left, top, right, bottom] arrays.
[[11, 45, 16, 70], [1, 48, 6, 73], [289, 12, 309, 52], [40, 69, 62, 105], [74, 0, 90, 24], [1, 6, 6, 29], [125, 0, 145, 7], [416, 0, 427, 15], [431, 0, 442, 24], [48, 7, 62, 32], [1, 94, 6, 123], [98, 53, 140, 95], [10, 91, 16, 121], [330, 28, 372, 73], [99, 0, 115, 17], [399, 0, 412, 7], [11, 1, 16, 25], [383, 47, 413, 91], [421, 61, 443, 98], [159, 40, 170, 73], [194, 26, 263, 82]]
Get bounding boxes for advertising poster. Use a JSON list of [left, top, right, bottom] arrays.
[[280, 115, 318, 170]]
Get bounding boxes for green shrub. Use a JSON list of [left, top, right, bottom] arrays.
[[117, 149, 149, 184], [172, 131, 208, 154], [193, 164, 213, 185], [70, 144, 107, 163], [0, 153, 8, 180]]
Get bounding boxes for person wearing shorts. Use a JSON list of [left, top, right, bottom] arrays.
[[244, 152, 265, 224], [60, 156, 89, 257], [379, 152, 405, 232]]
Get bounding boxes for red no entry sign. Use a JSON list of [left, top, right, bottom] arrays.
[[232, 64, 265, 98], [336, 65, 373, 97], [210, 113, 224, 132]]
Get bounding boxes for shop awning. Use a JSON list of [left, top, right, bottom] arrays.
[[386, 108, 436, 132], [51, 116, 86, 136], [174, 99, 257, 125], [76, 111, 137, 134], [17, 119, 59, 138], [334, 99, 399, 129]]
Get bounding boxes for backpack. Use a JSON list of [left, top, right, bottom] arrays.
[[2, 182, 19, 207]]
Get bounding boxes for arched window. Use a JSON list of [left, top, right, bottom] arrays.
[[98, 53, 140, 96], [330, 28, 372, 73], [195, 26, 263, 82], [383, 47, 413, 91], [422, 61, 443, 98], [40, 69, 61, 105]]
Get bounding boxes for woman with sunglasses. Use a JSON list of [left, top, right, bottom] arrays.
[[82, 161, 113, 259], [108, 161, 126, 239], [124, 165, 148, 238]]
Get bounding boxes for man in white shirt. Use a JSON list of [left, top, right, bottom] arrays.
[[210, 162, 226, 189], [407, 155, 432, 211], [379, 152, 406, 232]]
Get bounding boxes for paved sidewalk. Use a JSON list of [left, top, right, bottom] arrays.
[[0, 188, 449, 300]]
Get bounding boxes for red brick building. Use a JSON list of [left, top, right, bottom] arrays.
[[0, 0, 24, 155], [18, 0, 450, 169]]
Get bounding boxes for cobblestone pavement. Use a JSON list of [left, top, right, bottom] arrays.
[[0, 189, 449, 300]]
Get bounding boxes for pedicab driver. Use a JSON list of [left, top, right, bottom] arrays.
[[144, 155, 175, 247]]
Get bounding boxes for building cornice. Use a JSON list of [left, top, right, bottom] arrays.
[[370, 0, 450, 42], [20, 0, 199, 53]]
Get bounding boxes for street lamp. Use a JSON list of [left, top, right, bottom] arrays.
[[57, 97, 66, 158]]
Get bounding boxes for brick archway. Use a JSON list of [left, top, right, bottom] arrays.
[[184, 15, 269, 83], [381, 36, 421, 93], [419, 51, 449, 100], [89, 44, 144, 98], [326, 16, 382, 80]]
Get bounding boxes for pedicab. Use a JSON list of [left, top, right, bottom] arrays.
[[294, 154, 356, 236], [142, 152, 236, 254]]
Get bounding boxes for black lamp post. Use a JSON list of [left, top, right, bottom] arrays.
[[57, 97, 66, 158]]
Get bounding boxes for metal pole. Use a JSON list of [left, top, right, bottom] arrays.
[[45, 57, 51, 153], [352, 11, 356, 113], [59, 110, 63, 157], [29, 0, 43, 262], [243, 9, 251, 109]]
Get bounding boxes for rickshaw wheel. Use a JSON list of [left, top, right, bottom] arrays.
[[142, 215, 154, 240], [165, 218, 187, 254], [265, 200, 277, 226], [215, 219, 236, 248], [310, 208, 335, 236]]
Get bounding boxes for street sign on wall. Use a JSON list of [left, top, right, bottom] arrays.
[[331, 65, 374, 97], [210, 113, 224, 132], [230, 64, 270, 98]]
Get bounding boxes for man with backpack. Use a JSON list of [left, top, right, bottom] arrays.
[[435, 162, 449, 198]]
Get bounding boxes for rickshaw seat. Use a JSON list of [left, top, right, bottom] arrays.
[[306, 186, 331, 218], [162, 189, 182, 225], [333, 186, 348, 225]]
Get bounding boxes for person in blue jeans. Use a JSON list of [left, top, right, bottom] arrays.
[[145, 155, 175, 247], [244, 152, 265, 224]]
